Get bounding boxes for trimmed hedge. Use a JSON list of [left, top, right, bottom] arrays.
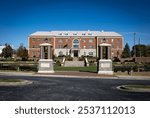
[[0, 63, 38, 72]]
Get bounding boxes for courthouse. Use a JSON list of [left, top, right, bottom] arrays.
[[28, 30, 123, 59]]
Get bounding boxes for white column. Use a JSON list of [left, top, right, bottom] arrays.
[[96, 37, 98, 58], [100, 46, 103, 59], [48, 46, 50, 59], [40, 46, 43, 59]]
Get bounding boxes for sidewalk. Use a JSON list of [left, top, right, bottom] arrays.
[[0, 71, 150, 80]]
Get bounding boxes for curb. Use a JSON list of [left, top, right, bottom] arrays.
[[0, 72, 150, 80], [0, 80, 32, 86]]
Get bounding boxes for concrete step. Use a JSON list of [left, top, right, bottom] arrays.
[[64, 61, 84, 67]]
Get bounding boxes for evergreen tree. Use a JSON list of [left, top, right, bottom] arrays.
[[131, 44, 150, 57], [121, 43, 131, 58], [1, 44, 13, 58], [17, 44, 28, 61]]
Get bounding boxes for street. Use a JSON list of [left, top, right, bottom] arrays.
[[0, 74, 150, 101]]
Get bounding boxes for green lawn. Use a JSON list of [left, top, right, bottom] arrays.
[[54, 65, 97, 72], [0, 79, 22, 82]]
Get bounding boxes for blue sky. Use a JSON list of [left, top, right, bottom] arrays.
[[0, 0, 150, 49]]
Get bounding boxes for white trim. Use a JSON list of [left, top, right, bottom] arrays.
[[99, 43, 111, 46], [30, 31, 122, 37], [38, 71, 54, 73], [97, 71, 113, 75], [40, 43, 52, 46]]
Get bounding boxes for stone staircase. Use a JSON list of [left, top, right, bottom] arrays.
[[64, 57, 84, 67]]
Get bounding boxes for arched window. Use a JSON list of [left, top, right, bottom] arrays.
[[74, 39, 79, 43], [73, 39, 79, 48]]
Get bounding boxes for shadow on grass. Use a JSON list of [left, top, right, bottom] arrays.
[[79, 70, 97, 73]]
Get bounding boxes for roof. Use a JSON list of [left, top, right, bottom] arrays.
[[30, 30, 122, 37]]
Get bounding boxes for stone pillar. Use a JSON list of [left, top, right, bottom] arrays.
[[97, 43, 113, 75], [38, 43, 54, 73]]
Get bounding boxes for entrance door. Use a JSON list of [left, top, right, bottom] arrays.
[[74, 50, 78, 57]]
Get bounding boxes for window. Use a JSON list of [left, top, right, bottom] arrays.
[[89, 39, 93, 43], [58, 39, 63, 43], [32, 45, 35, 48], [32, 38, 35, 42], [44, 38, 48, 42], [89, 45, 93, 49], [73, 45, 79, 48], [66, 39, 68, 42], [73, 32, 77, 35], [103, 38, 106, 43], [59, 33, 62, 35], [58, 45, 63, 48], [112, 39, 114, 42], [59, 51, 63, 56], [112, 44, 114, 48], [73, 39, 79, 48], [117, 41, 120, 48], [88, 32, 92, 35], [83, 39, 86, 43], [82, 33, 86, 35], [37, 39, 40, 42], [65, 33, 68, 35], [88, 52, 93, 56], [74, 39, 79, 43], [48, 39, 51, 43]]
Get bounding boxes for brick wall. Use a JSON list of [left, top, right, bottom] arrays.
[[28, 36, 123, 59]]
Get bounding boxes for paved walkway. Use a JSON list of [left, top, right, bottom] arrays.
[[0, 71, 150, 80]]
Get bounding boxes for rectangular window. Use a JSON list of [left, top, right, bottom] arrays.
[[66, 39, 68, 42], [88, 33, 92, 35], [89, 39, 93, 43], [73, 45, 79, 48], [58, 45, 63, 48], [83, 39, 86, 43], [59, 33, 62, 35], [89, 45, 93, 49], [32, 38, 35, 42], [112, 44, 114, 48], [88, 52, 93, 56], [117, 41, 120, 48], [58, 39, 63, 43], [37, 39, 40, 42], [48, 39, 51, 43]]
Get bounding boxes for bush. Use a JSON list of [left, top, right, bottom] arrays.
[[144, 63, 150, 71], [55, 60, 61, 66], [113, 57, 120, 62], [65, 55, 73, 61]]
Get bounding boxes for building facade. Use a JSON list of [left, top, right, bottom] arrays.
[[28, 30, 123, 59]]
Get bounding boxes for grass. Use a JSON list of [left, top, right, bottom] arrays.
[[0, 79, 22, 82], [54, 65, 97, 72]]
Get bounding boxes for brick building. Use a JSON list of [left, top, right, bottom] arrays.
[[28, 30, 123, 59]]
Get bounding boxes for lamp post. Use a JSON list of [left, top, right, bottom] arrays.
[[139, 37, 141, 58]]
